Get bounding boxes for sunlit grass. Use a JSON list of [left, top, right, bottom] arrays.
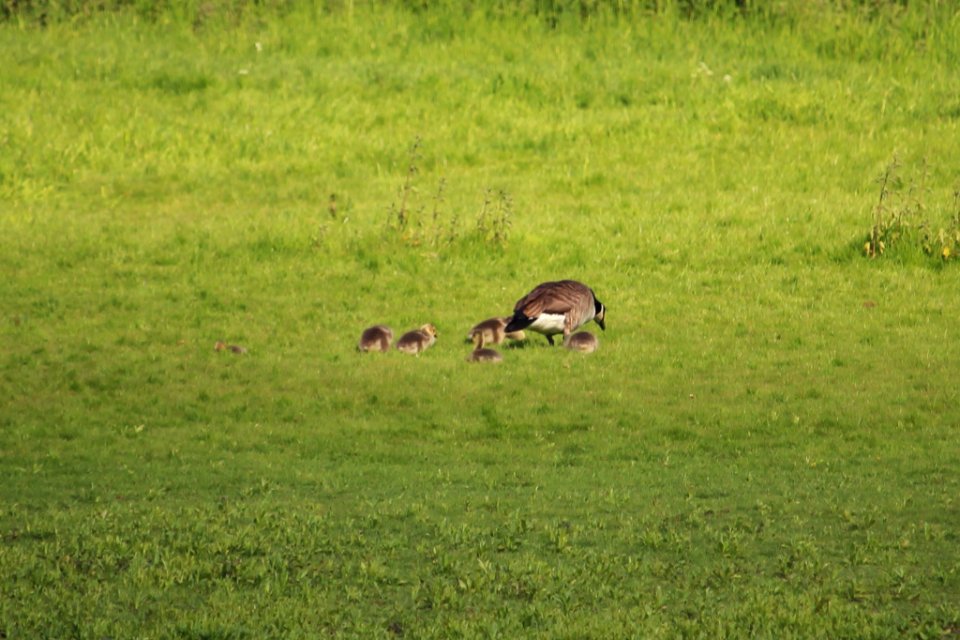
[[1, 2, 959, 637]]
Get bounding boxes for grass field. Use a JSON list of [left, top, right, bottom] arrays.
[[2, 1, 959, 637]]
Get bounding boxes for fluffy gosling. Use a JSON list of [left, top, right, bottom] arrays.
[[564, 331, 599, 353], [467, 331, 503, 363], [467, 348, 503, 363], [214, 341, 248, 355], [396, 324, 438, 355], [357, 325, 394, 353], [466, 316, 525, 348]]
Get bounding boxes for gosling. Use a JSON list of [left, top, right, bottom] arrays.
[[357, 325, 394, 353], [396, 324, 439, 355], [466, 316, 525, 348], [467, 331, 503, 363], [214, 341, 248, 355], [564, 331, 599, 353], [467, 348, 503, 363]]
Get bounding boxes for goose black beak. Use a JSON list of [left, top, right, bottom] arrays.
[[596, 317, 606, 331]]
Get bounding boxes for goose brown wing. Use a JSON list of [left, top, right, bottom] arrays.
[[518, 281, 590, 316], [516, 289, 547, 317], [514, 287, 551, 317]]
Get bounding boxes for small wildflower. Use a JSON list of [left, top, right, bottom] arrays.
[[942, 246, 951, 260]]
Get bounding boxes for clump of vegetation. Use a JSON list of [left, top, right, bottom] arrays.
[[475, 187, 513, 246], [864, 157, 960, 264], [385, 137, 513, 249], [386, 136, 422, 237], [864, 156, 911, 259]]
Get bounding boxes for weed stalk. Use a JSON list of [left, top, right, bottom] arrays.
[[868, 156, 897, 257], [389, 136, 421, 232]]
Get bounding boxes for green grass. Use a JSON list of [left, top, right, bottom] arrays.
[[2, 2, 960, 637]]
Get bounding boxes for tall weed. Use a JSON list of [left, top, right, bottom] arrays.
[[383, 137, 513, 250], [864, 157, 960, 264]]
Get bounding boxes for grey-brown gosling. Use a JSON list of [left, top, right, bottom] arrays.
[[357, 325, 394, 353], [505, 280, 606, 345], [215, 341, 248, 355], [467, 348, 503, 363], [466, 316, 525, 348], [467, 331, 503, 363], [564, 331, 599, 353], [396, 323, 438, 355]]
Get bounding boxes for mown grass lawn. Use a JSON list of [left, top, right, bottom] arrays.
[[1, 2, 959, 637]]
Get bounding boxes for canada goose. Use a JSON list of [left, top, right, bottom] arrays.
[[466, 316, 526, 348], [357, 325, 393, 353], [504, 280, 606, 345], [565, 331, 599, 353], [396, 324, 438, 355]]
